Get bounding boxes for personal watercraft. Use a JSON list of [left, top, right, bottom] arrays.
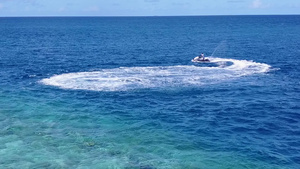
[[191, 56, 210, 62]]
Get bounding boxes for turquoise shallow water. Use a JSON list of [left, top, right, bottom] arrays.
[[1, 89, 288, 169], [0, 16, 300, 168]]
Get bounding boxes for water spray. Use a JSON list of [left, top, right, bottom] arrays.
[[210, 41, 227, 57]]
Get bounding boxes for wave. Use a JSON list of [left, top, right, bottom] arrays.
[[40, 57, 271, 91]]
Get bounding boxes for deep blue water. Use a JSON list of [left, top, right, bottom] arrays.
[[0, 16, 300, 168]]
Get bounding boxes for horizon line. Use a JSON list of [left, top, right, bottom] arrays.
[[0, 14, 300, 18]]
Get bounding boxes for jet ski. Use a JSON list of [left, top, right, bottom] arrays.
[[191, 56, 210, 62]]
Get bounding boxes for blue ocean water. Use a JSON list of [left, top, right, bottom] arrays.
[[0, 16, 299, 168]]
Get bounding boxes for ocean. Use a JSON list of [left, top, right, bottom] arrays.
[[0, 16, 299, 169]]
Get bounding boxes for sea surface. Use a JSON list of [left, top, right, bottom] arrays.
[[0, 16, 299, 169]]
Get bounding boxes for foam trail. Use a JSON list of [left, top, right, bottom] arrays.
[[41, 58, 271, 91]]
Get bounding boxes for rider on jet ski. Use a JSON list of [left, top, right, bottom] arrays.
[[198, 53, 205, 61], [192, 53, 209, 62]]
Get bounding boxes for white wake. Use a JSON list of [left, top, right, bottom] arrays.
[[41, 57, 271, 91]]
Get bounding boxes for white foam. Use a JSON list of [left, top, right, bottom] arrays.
[[41, 57, 271, 91]]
